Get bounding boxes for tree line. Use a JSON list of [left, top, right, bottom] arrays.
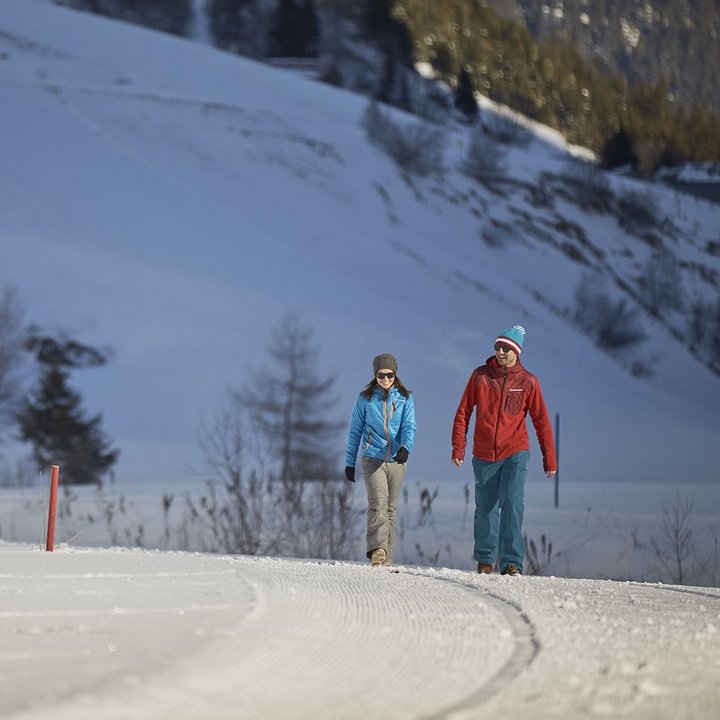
[[63, 1, 719, 172], [391, 0, 720, 172]]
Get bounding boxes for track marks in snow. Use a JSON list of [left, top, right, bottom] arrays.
[[1, 551, 518, 720]]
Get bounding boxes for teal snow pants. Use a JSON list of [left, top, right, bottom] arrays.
[[472, 450, 529, 573]]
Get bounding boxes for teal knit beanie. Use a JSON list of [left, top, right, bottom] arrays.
[[495, 325, 526, 355]]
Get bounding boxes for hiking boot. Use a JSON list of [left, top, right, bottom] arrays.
[[477, 562, 493, 574], [370, 548, 387, 566], [501, 564, 522, 576]]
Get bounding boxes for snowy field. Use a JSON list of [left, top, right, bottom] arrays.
[[2, 478, 719, 587], [1, 543, 719, 720]]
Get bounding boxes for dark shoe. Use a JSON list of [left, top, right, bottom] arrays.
[[501, 565, 522, 576], [477, 562, 493, 574]]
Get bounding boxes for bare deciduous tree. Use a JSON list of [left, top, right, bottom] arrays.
[[191, 404, 285, 556], [650, 493, 696, 585], [236, 313, 342, 490], [0, 285, 27, 438], [361, 100, 445, 177], [641, 251, 683, 316], [572, 274, 647, 351], [461, 127, 507, 183], [193, 314, 360, 560]]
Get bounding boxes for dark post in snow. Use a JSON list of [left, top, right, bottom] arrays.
[[554, 413, 560, 509]]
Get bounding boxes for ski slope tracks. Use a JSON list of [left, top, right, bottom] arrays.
[[1, 542, 719, 720]]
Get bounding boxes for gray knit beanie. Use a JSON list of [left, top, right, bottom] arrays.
[[373, 353, 398, 374]]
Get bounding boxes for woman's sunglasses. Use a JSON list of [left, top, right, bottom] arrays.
[[376, 372, 395, 380]]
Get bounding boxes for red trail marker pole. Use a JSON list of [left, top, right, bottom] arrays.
[[46, 465, 60, 552]]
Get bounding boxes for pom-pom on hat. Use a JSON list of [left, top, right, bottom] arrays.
[[495, 325, 526, 355], [373, 353, 398, 374]]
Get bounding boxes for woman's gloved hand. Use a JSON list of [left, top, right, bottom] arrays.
[[394, 447, 409, 464]]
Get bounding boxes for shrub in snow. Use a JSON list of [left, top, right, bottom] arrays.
[[688, 298, 711, 349], [524, 533, 553, 576], [461, 127, 507, 183], [616, 190, 661, 236], [361, 100, 445, 177], [480, 112, 531, 148], [562, 161, 614, 214], [480, 219, 516, 248], [572, 274, 647, 351], [687, 295, 720, 372], [639, 251, 684, 316], [709, 296, 720, 370]]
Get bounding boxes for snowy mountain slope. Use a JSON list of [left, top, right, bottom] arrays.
[[1, 0, 720, 497], [1, 543, 719, 720]]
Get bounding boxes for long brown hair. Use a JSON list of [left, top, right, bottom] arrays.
[[361, 375, 411, 400]]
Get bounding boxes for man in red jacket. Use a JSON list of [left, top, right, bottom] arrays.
[[451, 325, 556, 576]]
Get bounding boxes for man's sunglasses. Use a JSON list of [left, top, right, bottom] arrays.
[[376, 372, 395, 380], [494, 343, 514, 354]]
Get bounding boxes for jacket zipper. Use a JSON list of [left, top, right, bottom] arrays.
[[383, 392, 391, 462], [493, 368, 507, 460]]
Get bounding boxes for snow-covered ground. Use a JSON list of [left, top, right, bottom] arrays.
[[2, 477, 719, 587], [1, 543, 719, 720]]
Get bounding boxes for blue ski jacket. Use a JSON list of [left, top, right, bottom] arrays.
[[345, 386, 416, 467]]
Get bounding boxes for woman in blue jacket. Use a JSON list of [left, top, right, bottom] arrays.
[[345, 354, 416, 566]]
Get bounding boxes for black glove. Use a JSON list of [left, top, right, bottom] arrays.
[[344, 466, 355, 482], [394, 447, 409, 464]]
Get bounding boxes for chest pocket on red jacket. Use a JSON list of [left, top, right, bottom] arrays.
[[505, 389, 525, 415]]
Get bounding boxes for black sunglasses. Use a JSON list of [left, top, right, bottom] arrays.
[[494, 343, 514, 353], [376, 372, 395, 380]]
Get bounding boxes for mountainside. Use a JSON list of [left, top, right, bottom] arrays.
[[490, 0, 720, 114], [1, 0, 720, 496]]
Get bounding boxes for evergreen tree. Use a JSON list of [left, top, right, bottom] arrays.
[[17, 333, 118, 485], [454, 67, 478, 121], [600, 127, 638, 169], [269, 0, 320, 58], [67, 0, 192, 36], [208, 0, 254, 51], [362, 0, 413, 107], [300, 0, 320, 58], [269, 0, 302, 56]]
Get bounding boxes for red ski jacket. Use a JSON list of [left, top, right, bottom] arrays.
[[452, 357, 557, 472]]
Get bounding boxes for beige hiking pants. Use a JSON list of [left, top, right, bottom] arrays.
[[361, 457, 407, 563]]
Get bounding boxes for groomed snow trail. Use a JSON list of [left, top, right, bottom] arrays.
[[1, 545, 719, 719], [0, 546, 516, 719]]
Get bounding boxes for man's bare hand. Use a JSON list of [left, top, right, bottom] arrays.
[[546, 470, 556, 478], [452, 458, 463, 467]]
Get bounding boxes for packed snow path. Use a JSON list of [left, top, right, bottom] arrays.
[[1, 545, 719, 719]]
